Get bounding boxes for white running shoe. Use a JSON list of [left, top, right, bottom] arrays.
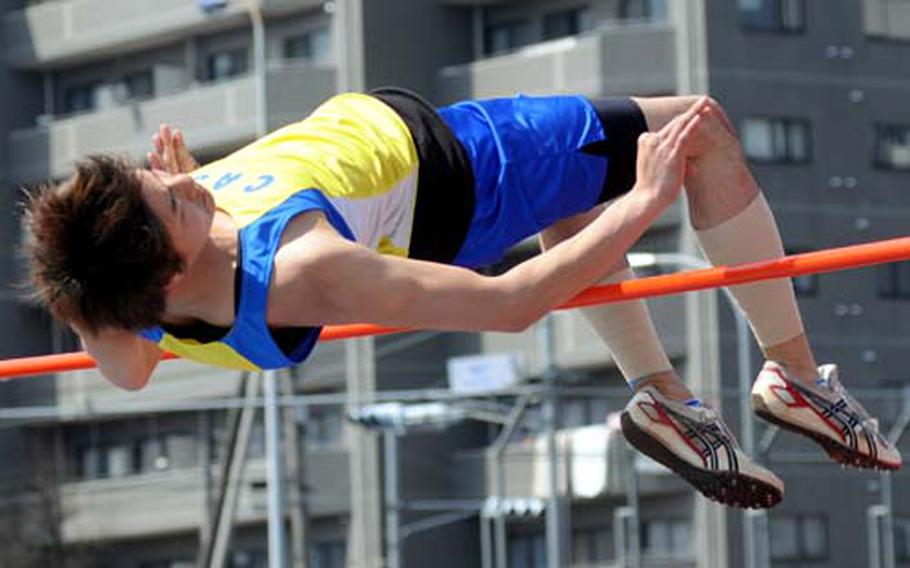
[[751, 361, 902, 471], [621, 387, 784, 509]]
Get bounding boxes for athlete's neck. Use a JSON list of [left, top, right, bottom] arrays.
[[164, 212, 238, 326]]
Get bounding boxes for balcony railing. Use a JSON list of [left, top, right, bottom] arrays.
[[437, 23, 676, 104], [3, 0, 321, 68], [8, 64, 336, 183], [60, 452, 350, 542]]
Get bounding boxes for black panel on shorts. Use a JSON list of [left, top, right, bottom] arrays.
[[370, 87, 475, 264], [581, 97, 649, 203]]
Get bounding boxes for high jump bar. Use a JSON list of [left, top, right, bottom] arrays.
[[2, 235, 909, 381]]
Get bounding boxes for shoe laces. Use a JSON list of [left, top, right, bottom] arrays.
[[816, 365, 880, 434]]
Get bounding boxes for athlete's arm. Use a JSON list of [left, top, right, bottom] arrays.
[[74, 324, 162, 391], [272, 100, 707, 332]]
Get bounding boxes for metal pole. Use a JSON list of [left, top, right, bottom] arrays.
[[881, 472, 896, 568], [869, 505, 885, 568], [624, 447, 641, 568], [263, 370, 287, 568], [384, 430, 403, 568], [247, 2, 267, 138], [732, 301, 769, 568], [480, 506, 493, 568], [490, 396, 531, 568], [540, 315, 566, 568]]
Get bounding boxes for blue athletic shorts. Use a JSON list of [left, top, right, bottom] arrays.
[[437, 94, 643, 268]]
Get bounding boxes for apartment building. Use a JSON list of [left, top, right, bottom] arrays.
[[3, 0, 910, 567]]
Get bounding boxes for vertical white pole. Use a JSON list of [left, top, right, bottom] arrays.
[[264, 370, 288, 568]]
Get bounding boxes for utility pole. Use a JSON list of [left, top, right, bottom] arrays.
[[281, 371, 309, 567], [263, 370, 288, 568], [539, 315, 568, 568]]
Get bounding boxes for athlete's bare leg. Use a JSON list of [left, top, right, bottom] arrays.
[[541, 95, 820, 402]]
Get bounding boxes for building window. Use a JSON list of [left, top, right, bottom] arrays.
[[136, 436, 169, 473], [895, 518, 910, 561], [787, 249, 819, 297], [769, 514, 829, 562], [739, 0, 806, 32], [864, 0, 910, 41], [121, 69, 154, 101], [877, 261, 910, 299], [229, 550, 267, 568], [509, 532, 546, 568], [205, 47, 248, 82], [741, 117, 811, 164], [62, 82, 100, 114], [307, 404, 345, 448], [572, 526, 610, 564], [875, 124, 910, 169], [74, 431, 199, 480], [542, 6, 592, 40], [311, 541, 346, 568], [641, 518, 692, 559], [618, 0, 669, 21], [139, 559, 195, 568], [284, 27, 331, 62], [484, 19, 530, 55]]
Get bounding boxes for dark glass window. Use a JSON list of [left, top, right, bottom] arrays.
[[138, 559, 195, 568], [284, 27, 331, 62], [228, 550, 267, 568], [63, 82, 100, 114], [618, 0, 667, 21], [877, 261, 910, 299], [205, 47, 248, 82], [769, 515, 829, 561], [787, 249, 819, 297], [895, 518, 910, 562], [739, 0, 806, 32], [311, 541, 346, 568], [641, 518, 693, 559], [572, 527, 611, 564], [122, 69, 154, 101], [875, 124, 910, 170], [484, 19, 530, 55], [509, 533, 546, 568], [741, 117, 812, 163], [543, 6, 592, 40], [307, 404, 344, 448]]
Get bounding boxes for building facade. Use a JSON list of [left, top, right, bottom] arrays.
[[2, 0, 910, 567]]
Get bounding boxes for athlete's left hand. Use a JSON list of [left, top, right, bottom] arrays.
[[148, 124, 199, 174]]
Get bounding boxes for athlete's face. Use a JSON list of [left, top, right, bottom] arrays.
[[138, 169, 215, 274]]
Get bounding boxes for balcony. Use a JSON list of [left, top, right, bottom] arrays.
[[864, 0, 910, 40], [454, 424, 688, 503], [4, 0, 321, 69], [437, 23, 676, 104], [60, 450, 350, 542], [8, 64, 336, 183]]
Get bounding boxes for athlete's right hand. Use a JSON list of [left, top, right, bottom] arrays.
[[633, 97, 708, 208], [148, 123, 199, 174]]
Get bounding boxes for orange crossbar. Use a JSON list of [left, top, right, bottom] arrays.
[[2, 236, 909, 380]]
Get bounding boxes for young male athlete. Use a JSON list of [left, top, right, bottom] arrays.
[[24, 88, 900, 509]]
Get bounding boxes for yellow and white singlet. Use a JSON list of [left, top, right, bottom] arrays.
[[139, 93, 421, 370]]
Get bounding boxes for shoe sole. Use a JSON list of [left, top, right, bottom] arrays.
[[620, 411, 782, 509], [751, 394, 900, 471]]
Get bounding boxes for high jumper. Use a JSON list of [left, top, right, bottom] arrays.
[[23, 88, 900, 509]]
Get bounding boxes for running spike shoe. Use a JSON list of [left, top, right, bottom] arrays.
[[751, 361, 902, 471], [621, 387, 784, 509]]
